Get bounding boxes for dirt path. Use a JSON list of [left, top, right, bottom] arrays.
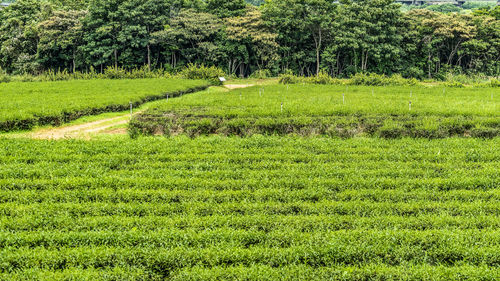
[[224, 84, 254, 89], [31, 114, 131, 140]]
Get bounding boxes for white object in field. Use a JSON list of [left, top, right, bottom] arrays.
[[281, 102, 283, 113], [219, 77, 226, 82]]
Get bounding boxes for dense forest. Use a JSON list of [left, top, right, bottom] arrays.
[[0, 0, 499, 79]]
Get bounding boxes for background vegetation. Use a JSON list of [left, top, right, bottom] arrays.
[[0, 0, 498, 79]]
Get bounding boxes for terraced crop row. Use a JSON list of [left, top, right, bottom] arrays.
[[130, 85, 500, 138], [0, 137, 498, 279], [0, 78, 209, 132]]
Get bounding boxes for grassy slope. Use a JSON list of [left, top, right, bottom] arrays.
[[0, 78, 209, 132], [0, 136, 498, 279]]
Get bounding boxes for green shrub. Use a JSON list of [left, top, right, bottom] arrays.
[[390, 74, 418, 86], [349, 72, 387, 86], [490, 79, 500, 87], [103, 66, 128, 79], [278, 73, 302, 84], [178, 64, 225, 85], [280, 71, 343, 85], [307, 71, 336, 84], [0, 73, 11, 83], [250, 69, 272, 79], [348, 73, 417, 86], [443, 81, 465, 88], [0, 66, 174, 83]]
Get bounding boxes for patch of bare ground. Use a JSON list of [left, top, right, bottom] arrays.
[[224, 84, 255, 89], [102, 127, 128, 135], [31, 115, 130, 140]]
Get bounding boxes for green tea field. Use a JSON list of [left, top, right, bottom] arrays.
[[131, 85, 499, 138], [0, 0, 499, 278], [0, 137, 499, 280], [0, 79, 499, 280]]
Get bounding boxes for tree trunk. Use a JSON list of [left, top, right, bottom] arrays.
[[361, 50, 365, 71], [313, 27, 322, 75], [428, 52, 432, 79], [337, 52, 340, 75], [72, 49, 76, 73], [447, 40, 463, 66], [114, 49, 118, 69], [363, 51, 369, 71], [147, 44, 151, 71], [316, 48, 320, 75]]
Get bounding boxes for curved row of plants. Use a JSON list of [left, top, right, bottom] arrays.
[[0, 78, 210, 132]]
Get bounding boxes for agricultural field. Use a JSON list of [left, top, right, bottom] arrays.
[[0, 79, 499, 280], [0, 78, 209, 132], [0, 137, 499, 280], [130, 84, 500, 138]]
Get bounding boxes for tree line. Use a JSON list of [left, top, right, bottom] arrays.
[[0, 0, 499, 79]]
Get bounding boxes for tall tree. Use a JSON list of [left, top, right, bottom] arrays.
[[82, 0, 125, 71], [118, 0, 169, 70], [405, 9, 476, 78], [262, 0, 334, 75], [332, 0, 403, 75], [0, 0, 42, 73], [37, 10, 87, 72], [152, 9, 221, 67], [224, 6, 278, 75]]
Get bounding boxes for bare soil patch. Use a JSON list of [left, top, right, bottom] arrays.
[[224, 84, 255, 90], [31, 115, 130, 139]]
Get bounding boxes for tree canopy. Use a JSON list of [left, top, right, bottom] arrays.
[[0, 0, 498, 78]]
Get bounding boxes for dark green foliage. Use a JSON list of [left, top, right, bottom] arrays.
[[426, 4, 461, 13], [206, 0, 246, 18]]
